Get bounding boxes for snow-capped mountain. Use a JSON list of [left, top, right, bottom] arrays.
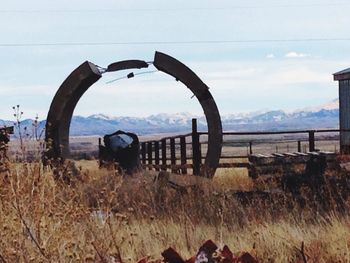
[[1, 99, 340, 137]]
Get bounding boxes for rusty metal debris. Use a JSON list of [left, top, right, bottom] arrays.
[[159, 240, 259, 263]]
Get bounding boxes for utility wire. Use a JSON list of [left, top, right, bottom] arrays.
[[1, 38, 350, 47], [106, 70, 158, 84], [0, 3, 349, 13]]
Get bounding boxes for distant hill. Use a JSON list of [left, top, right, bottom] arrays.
[[1, 99, 339, 137]]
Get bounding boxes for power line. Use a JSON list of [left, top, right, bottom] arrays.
[[0, 3, 349, 13], [1, 38, 350, 47], [106, 70, 158, 84]]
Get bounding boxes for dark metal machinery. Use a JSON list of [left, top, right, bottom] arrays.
[[44, 51, 222, 178]]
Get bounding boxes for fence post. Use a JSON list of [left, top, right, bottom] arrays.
[[170, 138, 176, 173], [308, 131, 315, 152], [147, 142, 153, 170], [154, 141, 160, 171], [141, 142, 146, 165], [249, 141, 253, 155], [180, 136, 187, 174], [297, 141, 301, 152], [161, 139, 167, 171], [192, 118, 201, 176]]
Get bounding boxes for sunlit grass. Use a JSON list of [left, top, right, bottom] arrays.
[[0, 160, 349, 262]]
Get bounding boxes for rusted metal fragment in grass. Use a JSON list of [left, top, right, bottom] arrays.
[[162, 247, 185, 263], [161, 240, 259, 263]]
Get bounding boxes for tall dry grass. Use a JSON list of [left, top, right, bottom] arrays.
[[0, 160, 349, 262]]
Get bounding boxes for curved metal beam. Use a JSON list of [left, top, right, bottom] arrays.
[[45, 61, 102, 160], [106, 60, 149, 72], [153, 52, 223, 178]]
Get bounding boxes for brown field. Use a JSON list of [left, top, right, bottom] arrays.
[[1, 135, 350, 262], [0, 155, 350, 262]]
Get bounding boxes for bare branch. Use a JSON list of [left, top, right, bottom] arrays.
[[11, 196, 48, 261]]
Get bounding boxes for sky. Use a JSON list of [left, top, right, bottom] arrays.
[[1, 0, 350, 120]]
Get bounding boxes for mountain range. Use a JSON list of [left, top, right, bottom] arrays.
[[1, 99, 339, 137]]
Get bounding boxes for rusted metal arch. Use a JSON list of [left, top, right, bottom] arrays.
[[45, 51, 222, 177]]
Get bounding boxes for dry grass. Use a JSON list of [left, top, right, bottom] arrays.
[[213, 168, 254, 191], [0, 160, 350, 262]]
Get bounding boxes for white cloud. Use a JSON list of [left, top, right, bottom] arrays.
[[266, 53, 275, 59], [285, 52, 311, 58]]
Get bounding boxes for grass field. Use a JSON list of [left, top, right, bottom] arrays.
[[1, 156, 350, 262]]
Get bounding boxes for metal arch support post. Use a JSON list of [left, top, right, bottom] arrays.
[[153, 52, 223, 178]]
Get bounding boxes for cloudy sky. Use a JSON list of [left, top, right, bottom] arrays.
[[1, 0, 350, 120]]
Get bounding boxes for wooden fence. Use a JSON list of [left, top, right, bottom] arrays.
[[0, 126, 14, 135], [140, 118, 343, 175]]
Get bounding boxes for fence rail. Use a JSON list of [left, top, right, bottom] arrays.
[[140, 118, 345, 175]]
